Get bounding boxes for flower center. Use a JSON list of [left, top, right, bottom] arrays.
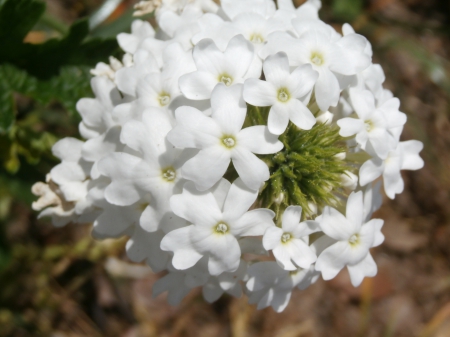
[[221, 135, 236, 148], [310, 52, 324, 66], [161, 167, 176, 182], [364, 120, 374, 132], [250, 33, 264, 44], [159, 93, 171, 106], [277, 88, 290, 103], [219, 74, 233, 86], [349, 234, 360, 247], [215, 222, 229, 234], [281, 232, 292, 243]]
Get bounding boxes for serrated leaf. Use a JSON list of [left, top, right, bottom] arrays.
[[0, 63, 92, 114]]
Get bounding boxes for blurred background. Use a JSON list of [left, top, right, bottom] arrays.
[[0, 0, 449, 336]]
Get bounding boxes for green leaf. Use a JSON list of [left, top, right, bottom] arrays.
[[0, 0, 45, 44], [0, 0, 119, 79], [0, 89, 14, 132], [0, 63, 90, 168]]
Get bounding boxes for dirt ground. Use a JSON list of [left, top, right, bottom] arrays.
[[1, 0, 450, 336]]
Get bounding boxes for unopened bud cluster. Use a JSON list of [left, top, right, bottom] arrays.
[[32, 0, 424, 312]]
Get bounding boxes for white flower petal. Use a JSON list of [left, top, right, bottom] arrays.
[[346, 191, 363, 231], [290, 239, 317, 269], [349, 88, 376, 120], [181, 147, 231, 191], [290, 64, 318, 98], [315, 67, 340, 111], [383, 170, 404, 199], [168, 106, 222, 149], [231, 147, 269, 190], [160, 226, 204, 270], [179, 71, 218, 100], [273, 245, 297, 270], [98, 153, 150, 206], [281, 205, 302, 231], [52, 138, 83, 162], [223, 178, 258, 220], [315, 241, 351, 280], [262, 226, 284, 250], [359, 158, 384, 186], [263, 52, 290, 86], [193, 38, 224, 74], [320, 206, 355, 240], [233, 209, 275, 236], [169, 181, 222, 227], [224, 35, 255, 78], [206, 235, 241, 275], [337, 118, 364, 137], [243, 78, 277, 107], [237, 125, 284, 154], [288, 99, 316, 130], [399, 140, 424, 170], [347, 253, 377, 287], [211, 83, 247, 135], [268, 103, 290, 135]]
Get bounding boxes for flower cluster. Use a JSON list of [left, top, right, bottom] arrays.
[[33, 0, 424, 312]]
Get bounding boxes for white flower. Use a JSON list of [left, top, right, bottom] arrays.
[[337, 88, 406, 159], [340, 170, 358, 191], [221, 0, 276, 20], [263, 206, 319, 270], [32, 174, 79, 227], [277, 0, 321, 20], [50, 138, 91, 204], [90, 55, 131, 81], [158, 4, 202, 37], [363, 181, 382, 222], [168, 84, 283, 191], [160, 178, 275, 275], [76, 77, 125, 140], [153, 257, 245, 306], [232, 13, 287, 51], [92, 196, 152, 238], [315, 191, 384, 286], [33, 0, 426, 311], [202, 259, 247, 302], [246, 262, 320, 312], [117, 20, 155, 55], [126, 225, 172, 273], [191, 14, 242, 51], [359, 140, 424, 199], [243, 52, 318, 135], [179, 35, 255, 100], [98, 109, 186, 232], [115, 49, 160, 98], [260, 21, 371, 111]]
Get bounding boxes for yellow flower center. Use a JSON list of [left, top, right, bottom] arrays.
[[215, 222, 229, 234], [219, 74, 233, 86], [250, 33, 264, 44], [349, 234, 360, 247], [159, 93, 171, 106], [161, 167, 176, 182], [277, 88, 290, 103], [310, 52, 324, 66], [365, 120, 374, 132], [281, 232, 292, 243], [221, 135, 236, 149]]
